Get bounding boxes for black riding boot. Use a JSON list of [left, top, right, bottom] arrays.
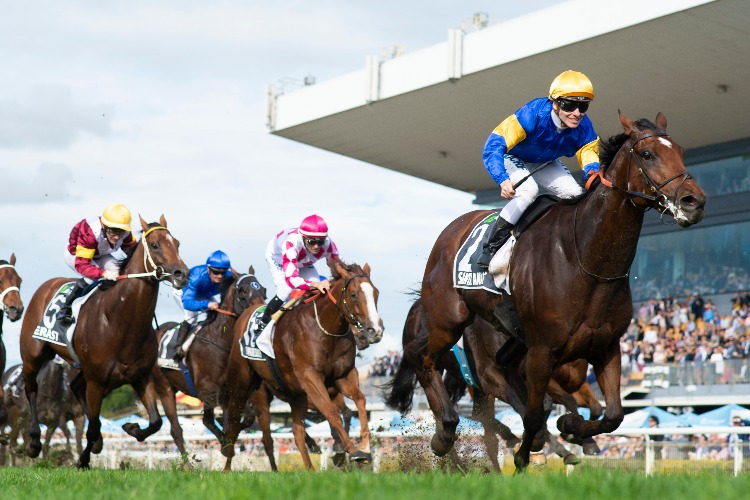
[[252, 296, 284, 345], [56, 278, 88, 325], [174, 321, 192, 359], [477, 218, 514, 270]]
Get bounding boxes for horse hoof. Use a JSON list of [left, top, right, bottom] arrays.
[[76, 460, 91, 470], [430, 432, 455, 457], [557, 413, 583, 435], [349, 450, 372, 464], [529, 452, 547, 466], [563, 453, 581, 466], [26, 441, 42, 459], [512, 453, 528, 473], [92, 437, 104, 454], [581, 441, 601, 456]]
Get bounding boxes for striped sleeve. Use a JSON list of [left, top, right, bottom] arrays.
[[281, 239, 309, 290]]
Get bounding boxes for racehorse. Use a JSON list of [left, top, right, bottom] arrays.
[[384, 298, 601, 470], [222, 258, 384, 471], [419, 112, 706, 470], [0, 254, 24, 426], [19, 216, 189, 468], [152, 268, 267, 456], [0, 360, 83, 464], [245, 381, 356, 471]]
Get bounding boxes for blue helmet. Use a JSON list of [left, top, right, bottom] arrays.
[[206, 250, 231, 270]]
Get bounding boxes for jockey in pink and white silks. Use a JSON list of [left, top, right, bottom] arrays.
[[476, 70, 602, 270], [254, 214, 340, 334]]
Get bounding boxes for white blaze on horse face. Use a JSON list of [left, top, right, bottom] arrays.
[[658, 137, 672, 148], [360, 282, 383, 334]]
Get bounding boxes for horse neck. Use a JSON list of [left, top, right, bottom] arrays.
[[308, 282, 348, 336], [201, 288, 239, 342], [574, 154, 647, 276], [108, 243, 160, 325]]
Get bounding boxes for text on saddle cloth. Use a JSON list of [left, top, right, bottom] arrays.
[[32, 282, 98, 355], [240, 306, 273, 360], [453, 212, 513, 295]]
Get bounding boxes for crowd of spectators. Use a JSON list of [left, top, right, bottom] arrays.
[[365, 351, 402, 378], [631, 268, 750, 303], [620, 290, 750, 385]]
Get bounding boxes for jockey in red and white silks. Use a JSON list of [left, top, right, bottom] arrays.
[[64, 204, 137, 284], [265, 226, 340, 301]]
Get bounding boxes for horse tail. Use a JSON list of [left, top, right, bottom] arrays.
[[381, 352, 418, 415], [444, 371, 468, 406]]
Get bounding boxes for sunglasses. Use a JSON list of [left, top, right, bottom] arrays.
[[208, 267, 227, 276], [105, 227, 126, 236], [557, 99, 590, 113], [304, 238, 326, 246]]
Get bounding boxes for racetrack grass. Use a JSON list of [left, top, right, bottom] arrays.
[[2, 468, 750, 500]]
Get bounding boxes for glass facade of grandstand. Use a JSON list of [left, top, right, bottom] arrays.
[[631, 149, 750, 303]]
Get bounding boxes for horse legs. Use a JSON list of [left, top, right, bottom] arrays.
[[77, 381, 106, 469], [22, 366, 43, 458], [471, 390, 502, 471], [558, 340, 623, 439], [249, 389, 278, 471], [334, 370, 371, 460], [122, 376, 163, 442], [514, 347, 554, 472], [289, 396, 315, 470], [152, 366, 187, 457], [222, 356, 258, 471]]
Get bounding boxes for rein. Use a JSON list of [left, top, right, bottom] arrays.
[[115, 226, 172, 281], [0, 264, 20, 310], [309, 273, 370, 336]]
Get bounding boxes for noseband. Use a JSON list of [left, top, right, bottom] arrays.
[[0, 264, 21, 311]]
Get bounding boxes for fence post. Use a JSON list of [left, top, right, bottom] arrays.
[[645, 436, 653, 476]]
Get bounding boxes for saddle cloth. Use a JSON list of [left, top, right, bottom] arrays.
[[32, 282, 97, 352], [240, 307, 274, 360], [453, 212, 511, 295], [157, 324, 181, 370]]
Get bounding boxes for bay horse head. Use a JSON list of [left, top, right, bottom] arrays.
[[597, 112, 706, 227], [231, 266, 267, 315], [0, 253, 24, 322], [133, 216, 189, 289], [328, 258, 384, 349]]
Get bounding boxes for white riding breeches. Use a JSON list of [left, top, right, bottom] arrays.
[[498, 155, 584, 225]]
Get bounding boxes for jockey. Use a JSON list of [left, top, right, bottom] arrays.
[[477, 70, 601, 270], [173, 250, 233, 359], [253, 214, 340, 335], [58, 204, 137, 324]]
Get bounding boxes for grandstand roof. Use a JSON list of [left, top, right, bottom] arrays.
[[268, 0, 750, 201]]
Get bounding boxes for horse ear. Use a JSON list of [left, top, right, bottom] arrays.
[[139, 215, 149, 231], [655, 112, 668, 131], [10, 253, 16, 266], [618, 110, 636, 135], [159, 214, 167, 227], [328, 257, 345, 279], [248, 265, 255, 274], [363, 263, 371, 275]]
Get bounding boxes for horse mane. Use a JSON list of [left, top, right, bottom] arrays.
[[599, 118, 659, 169], [0, 260, 8, 265], [115, 222, 162, 271], [218, 273, 235, 301]]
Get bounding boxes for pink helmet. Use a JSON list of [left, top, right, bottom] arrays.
[[299, 214, 328, 238]]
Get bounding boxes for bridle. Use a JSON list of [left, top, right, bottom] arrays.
[[575, 130, 693, 282], [587, 131, 694, 220], [117, 226, 173, 281], [0, 263, 21, 312], [312, 274, 371, 337]]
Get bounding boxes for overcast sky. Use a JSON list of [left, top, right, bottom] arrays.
[[0, 0, 563, 368]]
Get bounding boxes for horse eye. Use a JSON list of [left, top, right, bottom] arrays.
[[641, 150, 653, 160], [350, 292, 358, 301], [151, 242, 159, 249]]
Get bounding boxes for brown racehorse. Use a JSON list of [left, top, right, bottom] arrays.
[[420, 113, 706, 471], [384, 298, 601, 470], [152, 269, 266, 456], [0, 254, 24, 426], [222, 258, 384, 471], [19, 216, 188, 468], [0, 359, 84, 463]]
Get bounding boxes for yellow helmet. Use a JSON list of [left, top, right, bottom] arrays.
[[549, 70, 595, 101], [101, 204, 132, 231]]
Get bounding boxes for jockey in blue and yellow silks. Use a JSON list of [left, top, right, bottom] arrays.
[[477, 70, 601, 270]]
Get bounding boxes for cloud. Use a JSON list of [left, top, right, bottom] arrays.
[[0, 162, 78, 205]]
